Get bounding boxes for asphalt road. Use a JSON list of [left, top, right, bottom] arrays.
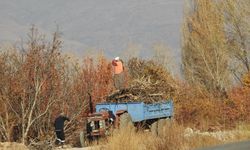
[[195, 140, 250, 150]]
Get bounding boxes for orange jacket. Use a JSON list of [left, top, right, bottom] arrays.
[[112, 60, 124, 74]]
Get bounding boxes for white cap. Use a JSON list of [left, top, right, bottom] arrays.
[[115, 57, 120, 60]]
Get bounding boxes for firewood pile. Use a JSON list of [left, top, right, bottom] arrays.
[[106, 58, 178, 103]]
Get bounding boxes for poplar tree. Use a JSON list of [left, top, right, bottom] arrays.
[[182, 0, 230, 97]]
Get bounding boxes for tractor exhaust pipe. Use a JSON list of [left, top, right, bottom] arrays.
[[88, 92, 93, 114]]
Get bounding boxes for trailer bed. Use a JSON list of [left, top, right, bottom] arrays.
[[95, 100, 173, 122]]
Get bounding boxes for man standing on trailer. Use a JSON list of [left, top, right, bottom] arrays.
[[112, 56, 125, 90]]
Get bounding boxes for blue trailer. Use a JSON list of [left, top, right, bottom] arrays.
[[95, 100, 173, 122]]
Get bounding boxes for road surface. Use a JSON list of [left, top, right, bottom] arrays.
[[195, 140, 250, 150]]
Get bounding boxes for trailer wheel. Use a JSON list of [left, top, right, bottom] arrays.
[[165, 118, 171, 128], [157, 119, 165, 137], [151, 121, 158, 136], [79, 131, 86, 147], [120, 113, 133, 129], [157, 118, 171, 137]]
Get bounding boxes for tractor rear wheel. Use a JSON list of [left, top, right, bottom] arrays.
[[120, 113, 133, 129], [151, 121, 158, 136], [157, 118, 171, 137]]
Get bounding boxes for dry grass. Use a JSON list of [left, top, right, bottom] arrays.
[[234, 123, 250, 140], [104, 123, 195, 150], [0, 142, 28, 150], [102, 122, 250, 150]]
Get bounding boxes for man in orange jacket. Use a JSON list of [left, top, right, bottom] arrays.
[[112, 57, 125, 90]]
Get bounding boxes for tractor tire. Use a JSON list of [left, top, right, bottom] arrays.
[[165, 118, 171, 128], [151, 121, 158, 136], [157, 118, 171, 137], [157, 119, 165, 137], [79, 131, 86, 147], [120, 113, 133, 129]]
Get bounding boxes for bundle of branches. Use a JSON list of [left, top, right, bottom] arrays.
[[106, 58, 178, 103]]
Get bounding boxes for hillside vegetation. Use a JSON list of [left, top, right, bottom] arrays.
[[0, 0, 250, 149]]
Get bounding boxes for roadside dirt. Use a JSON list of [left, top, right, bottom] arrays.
[[56, 145, 104, 150], [0, 142, 28, 150], [184, 127, 250, 141], [0, 142, 104, 150]]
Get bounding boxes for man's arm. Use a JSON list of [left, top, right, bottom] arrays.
[[63, 116, 70, 122], [120, 59, 125, 71]]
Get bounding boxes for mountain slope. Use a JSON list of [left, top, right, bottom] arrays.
[[0, 0, 183, 58]]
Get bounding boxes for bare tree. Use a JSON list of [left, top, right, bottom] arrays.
[[182, 0, 230, 97], [17, 27, 65, 143], [0, 26, 88, 144], [0, 49, 22, 142], [222, 0, 250, 82], [152, 43, 179, 76]]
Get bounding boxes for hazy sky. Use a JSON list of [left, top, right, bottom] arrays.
[[0, 0, 184, 60]]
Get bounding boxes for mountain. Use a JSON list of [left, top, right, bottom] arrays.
[[0, 0, 183, 59]]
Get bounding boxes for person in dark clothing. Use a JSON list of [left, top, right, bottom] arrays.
[[54, 113, 70, 147]]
